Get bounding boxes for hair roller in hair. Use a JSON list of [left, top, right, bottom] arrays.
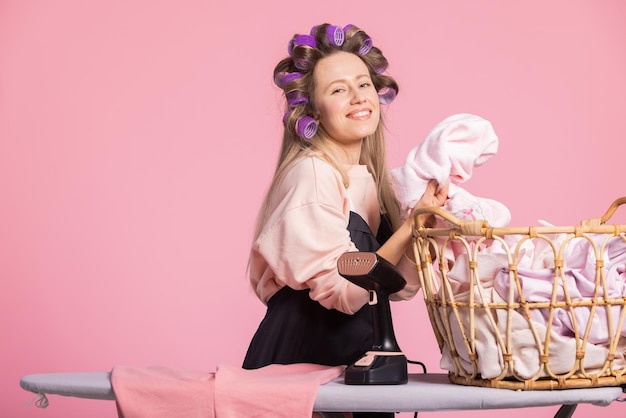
[[326, 25, 344, 46], [282, 110, 291, 126], [287, 34, 317, 56], [286, 90, 308, 107], [281, 72, 303, 85], [296, 116, 318, 140], [358, 37, 373, 55], [274, 71, 288, 88], [377, 87, 397, 105], [295, 59, 312, 71], [374, 62, 388, 74], [343, 24, 372, 55]]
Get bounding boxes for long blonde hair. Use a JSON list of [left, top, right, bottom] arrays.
[[254, 24, 401, 239]]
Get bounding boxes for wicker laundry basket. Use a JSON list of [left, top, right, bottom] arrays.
[[412, 197, 626, 390]]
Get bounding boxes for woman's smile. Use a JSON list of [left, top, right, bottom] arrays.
[[347, 109, 372, 120]]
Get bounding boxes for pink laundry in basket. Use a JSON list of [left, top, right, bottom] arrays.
[[391, 113, 510, 228], [492, 233, 626, 345]]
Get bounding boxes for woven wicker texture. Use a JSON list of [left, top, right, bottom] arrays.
[[412, 197, 626, 390]]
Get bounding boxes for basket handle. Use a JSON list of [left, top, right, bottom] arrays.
[[580, 196, 626, 226], [412, 206, 488, 236]]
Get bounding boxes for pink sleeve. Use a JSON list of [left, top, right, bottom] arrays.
[[254, 158, 369, 314], [390, 254, 421, 301], [257, 204, 369, 313]]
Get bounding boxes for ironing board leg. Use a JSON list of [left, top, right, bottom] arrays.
[[554, 404, 577, 418]]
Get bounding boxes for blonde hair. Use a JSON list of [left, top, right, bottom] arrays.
[[254, 23, 401, 239]]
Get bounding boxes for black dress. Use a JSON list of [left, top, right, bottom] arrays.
[[243, 212, 395, 417]]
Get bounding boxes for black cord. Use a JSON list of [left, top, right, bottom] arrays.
[[406, 359, 427, 374], [405, 359, 426, 417]]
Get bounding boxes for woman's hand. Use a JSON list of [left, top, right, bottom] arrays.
[[416, 179, 449, 209], [376, 180, 449, 265], [397, 180, 449, 262], [409, 179, 449, 227]]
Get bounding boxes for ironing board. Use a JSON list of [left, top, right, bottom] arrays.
[[20, 372, 625, 417]]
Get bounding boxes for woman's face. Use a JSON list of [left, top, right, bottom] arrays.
[[312, 51, 380, 146]]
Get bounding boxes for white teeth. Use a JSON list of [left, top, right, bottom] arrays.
[[350, 110, 370, 118]]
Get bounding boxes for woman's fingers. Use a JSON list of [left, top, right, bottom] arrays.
[[434, 181, 449, 205], [423, 180, 449, 207]]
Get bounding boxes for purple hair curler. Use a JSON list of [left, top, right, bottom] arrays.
[[294, 58, 313, 71], [282, 110, 291, 126], [296, 116, 318, 140], [359, 37, 373, 55], [274, 71, 288, 88], [281, 72, 303, 85], [286, 90, 308, 107], [343, 24, 372, 55], [288, 34, 317, 56], [288, 35, 316, 70], [326, 25, 344, 46], [374, 62, 388, 74], [377, 87, 397, 105]]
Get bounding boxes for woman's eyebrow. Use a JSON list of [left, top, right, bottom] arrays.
[[326, 74, 371, 87]]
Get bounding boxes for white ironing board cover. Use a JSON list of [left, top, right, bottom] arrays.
[[21, 372, 115, 401], [20, 372, 624, 412], [316, 374, 623, 412]]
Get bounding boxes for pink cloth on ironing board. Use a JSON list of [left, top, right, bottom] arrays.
[[112, 363, 345, 418], [112, 366, 215, 418], [214, 363, 344, 417]]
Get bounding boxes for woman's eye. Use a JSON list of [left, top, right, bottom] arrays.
[[332, 88, 345, 94], [360, 82, 371, 88]]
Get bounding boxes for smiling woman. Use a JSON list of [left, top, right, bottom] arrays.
[[3, 2, 626, 418], [241, 24, 448, 418]]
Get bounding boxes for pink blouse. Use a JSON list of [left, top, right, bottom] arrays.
[[249, 154, 420, 314]]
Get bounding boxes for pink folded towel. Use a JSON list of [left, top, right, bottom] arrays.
[[112, 363, 345, 418]]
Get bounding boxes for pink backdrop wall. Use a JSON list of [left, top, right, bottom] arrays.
[[2, 1, 625, 417]]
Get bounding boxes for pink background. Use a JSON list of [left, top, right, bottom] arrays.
[[2, 1, 625, 417]]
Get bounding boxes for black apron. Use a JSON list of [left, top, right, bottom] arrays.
[[243, 212, 392, 368], [243, 213, 396, 417]]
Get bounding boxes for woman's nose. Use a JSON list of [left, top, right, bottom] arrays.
[[351, 90, 366, 104]]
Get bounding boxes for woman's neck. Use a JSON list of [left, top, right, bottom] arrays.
[[326, 138, 363, 165]]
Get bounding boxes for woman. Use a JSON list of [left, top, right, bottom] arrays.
[[243, 23, 447, 372]]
